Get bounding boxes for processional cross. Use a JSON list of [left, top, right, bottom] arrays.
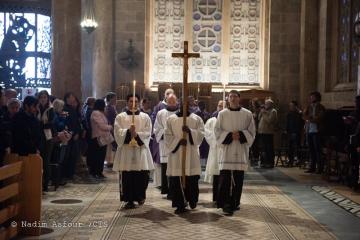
[[172, 41, 200, 188]]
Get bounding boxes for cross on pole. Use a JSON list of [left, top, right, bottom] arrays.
[[172, 41, 200, 188]]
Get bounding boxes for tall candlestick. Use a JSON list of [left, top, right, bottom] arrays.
[[132, 80, 136, 109], [223, 83, 226, 108]]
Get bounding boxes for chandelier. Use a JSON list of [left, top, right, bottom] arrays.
[[81, 0, 98, 33]]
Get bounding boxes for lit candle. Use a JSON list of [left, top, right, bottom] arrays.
[[133, 80, 136, 110], [223, 83, 226, 108], [197, 84, 200, 100]]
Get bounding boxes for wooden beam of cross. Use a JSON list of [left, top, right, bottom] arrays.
[[172, 41, 200, 188]]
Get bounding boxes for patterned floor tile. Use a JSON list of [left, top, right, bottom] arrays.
[[24, 170, 336, 240]]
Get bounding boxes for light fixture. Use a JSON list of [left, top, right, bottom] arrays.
[[355, 11, 360, 45], [81, 0, 98, 33]]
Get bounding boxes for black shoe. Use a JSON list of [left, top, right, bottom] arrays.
[[189, 202, 197, 209], [223, 208, 233, 216], [234, 205, 240, 211], [223, 204, 234, 215], [98, 173, 106, 179], [174, 207, 188, 214], [138, 199, 145, 205], [124, 202, 136, 209]]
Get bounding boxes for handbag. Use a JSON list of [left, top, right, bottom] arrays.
[[97, 134, 114, 146]]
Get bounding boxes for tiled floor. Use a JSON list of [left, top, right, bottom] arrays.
[[277, 167, 360, 204], [22, 167, 360, 240]]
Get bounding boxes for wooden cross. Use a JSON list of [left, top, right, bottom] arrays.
[[172, 41, 200, 188]]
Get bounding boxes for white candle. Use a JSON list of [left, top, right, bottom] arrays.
[[223, 83, 226, 108], [133, 80, 136, 109], [197, 84, 200, 100]]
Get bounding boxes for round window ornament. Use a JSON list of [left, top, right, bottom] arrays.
[[213, 45, 221, 52], [193, 13, 201, 20], [193, 24, 201, 32]]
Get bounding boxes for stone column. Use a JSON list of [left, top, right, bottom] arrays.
[[299, 0, 319, 107], [51, 0, 82, 99], [91, 0, 114, 98]]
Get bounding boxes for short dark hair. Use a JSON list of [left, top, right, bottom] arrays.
[[93, 99, 106, 111], [126, 93, 140, 102], [198, 101, 206, 109], [310, 91, 321, 102], [229, 90, 240, 97], [23, 95, 38, 107], [105, 92, 116, 102]]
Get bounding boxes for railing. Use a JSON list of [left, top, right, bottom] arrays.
[[0, 154, 42, 239]]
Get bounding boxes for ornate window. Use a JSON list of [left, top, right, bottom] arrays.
[[338, 0, 360, 84], [0, 12, 51, 93], [148, 0, 262, 86]]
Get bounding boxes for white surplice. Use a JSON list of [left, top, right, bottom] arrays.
[[165, 113, 204, 176], [153, 108, 177, 163], [214, 108, 256, 171], [204, 117, 221, 183], [112, 111, 154, 171]]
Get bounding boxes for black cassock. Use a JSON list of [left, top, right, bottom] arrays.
[[217, 170, 244, 211], [119, 171, 150, 203], [169, 175, 200, 209]]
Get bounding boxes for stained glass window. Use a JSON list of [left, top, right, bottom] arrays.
[[338, 0, 360, 84], [0, 12, 51, 93], [192, 0, 223, 83], [150, 0, 261, 86]]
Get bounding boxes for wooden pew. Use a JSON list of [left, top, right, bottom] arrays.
[[0, 154, 42, 239]]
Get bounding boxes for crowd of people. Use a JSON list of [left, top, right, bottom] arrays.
[[1, 85, 360, 216], [0, 87, 116, 191]]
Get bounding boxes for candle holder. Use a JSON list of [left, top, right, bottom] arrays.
[[129, 108, 139, 148], [128, 80, 138, 147], [129, 131, 139, 147]]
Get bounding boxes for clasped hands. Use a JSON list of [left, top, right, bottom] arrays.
[[182, 125, 191, 134], [232, 131, 240, 141], [179, 126, 191, 146], [130, 125, 137, 138]]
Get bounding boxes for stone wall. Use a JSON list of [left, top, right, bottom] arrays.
[[300, 0, 319, 107], [114, 0, 146, 86], [266, 0, 302, 143], [268, 0, 302, 124]]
